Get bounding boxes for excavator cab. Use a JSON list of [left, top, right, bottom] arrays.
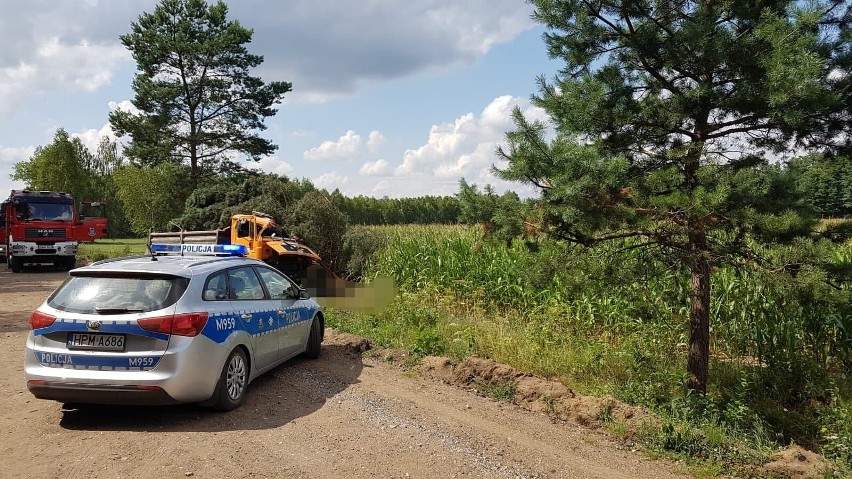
[[235, 218, 251, 238]]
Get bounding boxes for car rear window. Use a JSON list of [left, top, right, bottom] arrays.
[[48, 274, 189, 314]]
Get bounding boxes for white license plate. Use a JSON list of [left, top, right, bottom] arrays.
[[66, 333, 126, 351]]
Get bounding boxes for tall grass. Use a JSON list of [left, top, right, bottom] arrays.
[[330, 224, 852, 476]]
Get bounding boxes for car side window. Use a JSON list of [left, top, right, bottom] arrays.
[[228, 267, 266, 300], [203, 272, 229, 301], [256, 266, 298, 299]]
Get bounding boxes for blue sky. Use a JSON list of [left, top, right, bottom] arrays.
[[0, 0, 560, 199]]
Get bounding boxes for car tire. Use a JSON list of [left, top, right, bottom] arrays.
[[9, 256, 22, 273], [212, 348, 249, 411], [304, 317, 322, 359]]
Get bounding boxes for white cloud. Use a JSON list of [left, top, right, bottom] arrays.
[[250, 156, 294, 176], [367, 130, 387, 152], [304, 130, 363, 161], [0, 146, 35, 195], [371, 180, 391, 195], [312, 171, 349, 190], [108, 100, 140, 116], [233, 0, 536, 102], [0, 0, 537, 118], [317, 95, 545, 199], [72, 123, 118, 155], [0, 36, 128, 120], [394, 96, 543, 188], [359, 159, 390, 176]]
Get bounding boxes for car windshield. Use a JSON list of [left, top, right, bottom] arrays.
[[19, 202, 74, 221], [48, 274, 189, 314]]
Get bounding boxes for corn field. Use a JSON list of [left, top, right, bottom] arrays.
[[362, 225, 852, 372]]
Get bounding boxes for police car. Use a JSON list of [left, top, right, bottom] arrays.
[[24, 243, 324, 411]]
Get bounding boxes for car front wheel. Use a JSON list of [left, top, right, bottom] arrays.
[[304, 317, 322, 359], [212, 348, 248, 411]]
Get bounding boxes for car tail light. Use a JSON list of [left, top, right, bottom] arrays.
[[170, 312, 209, 336], [29, 311, 57, 329], [139, 312, 209, 337]]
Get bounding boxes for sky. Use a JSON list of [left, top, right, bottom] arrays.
[[0, 0, 560, 199]]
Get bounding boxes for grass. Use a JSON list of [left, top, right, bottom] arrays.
[[474, 378, 517, 402], [77, 238, 148, 262]]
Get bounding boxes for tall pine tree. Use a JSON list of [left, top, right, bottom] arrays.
[[110, 0, 292, 189], [498, 0, 851, 392]]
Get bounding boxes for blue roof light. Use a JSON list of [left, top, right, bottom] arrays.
[[149, 243, 248, 256]]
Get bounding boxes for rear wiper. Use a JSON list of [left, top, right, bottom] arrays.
[[95, 307, 144, 314]]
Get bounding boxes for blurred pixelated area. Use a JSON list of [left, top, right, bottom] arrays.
[[301, 265, 395, 313]]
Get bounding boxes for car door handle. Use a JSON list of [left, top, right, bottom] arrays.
[[277, 309, 286, 315], [240, 313, 252, 321]]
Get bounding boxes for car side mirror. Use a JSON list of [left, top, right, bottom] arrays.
[[299, 289, 310, 300]]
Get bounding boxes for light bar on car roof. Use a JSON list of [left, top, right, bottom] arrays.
[[149, 243, 249, 256]]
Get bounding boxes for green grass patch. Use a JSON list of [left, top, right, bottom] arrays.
[[474, 378, 517, 402], [77, 238, 148, 262]]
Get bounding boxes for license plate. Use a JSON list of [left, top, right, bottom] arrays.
[[67, 333, 126, 351]]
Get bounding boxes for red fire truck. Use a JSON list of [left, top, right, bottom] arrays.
[[1, 190, 108, 272]]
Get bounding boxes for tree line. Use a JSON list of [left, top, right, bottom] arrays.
[[10, 126, 852, 237], [10, 130, 462, 237]]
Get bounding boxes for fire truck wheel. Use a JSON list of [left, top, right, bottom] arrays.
[[9, 256, 23, 273], [56, 257, 75, 271]]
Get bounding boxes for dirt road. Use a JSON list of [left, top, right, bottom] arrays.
[[0, 267, 690, 479]]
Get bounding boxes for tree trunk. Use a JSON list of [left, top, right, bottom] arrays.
[[686, 230, 710, 393], [189, 142, 199, 191]]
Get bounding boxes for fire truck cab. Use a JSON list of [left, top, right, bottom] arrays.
[[1, 190, 108, 272]]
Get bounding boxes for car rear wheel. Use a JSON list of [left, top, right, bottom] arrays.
[[304, 317, 322, 359], [212, 348, 248, 411]]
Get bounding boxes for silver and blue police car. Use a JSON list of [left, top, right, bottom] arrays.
[[24, 243, 324, 411]]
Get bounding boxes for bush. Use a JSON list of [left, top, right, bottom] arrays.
[[286, 191, 348, 271], [340, 226, 389, 280]]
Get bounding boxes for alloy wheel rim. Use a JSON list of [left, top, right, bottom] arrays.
[[226, 354, 246, 400]]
